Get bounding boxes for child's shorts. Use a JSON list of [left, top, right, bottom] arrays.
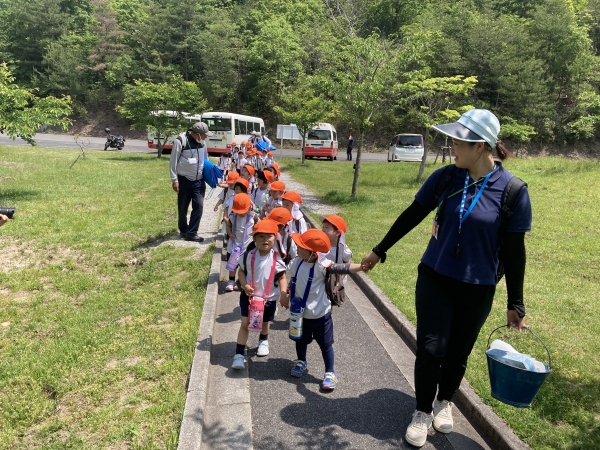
[[239, 290, 277, 323], [295, 311, 334, 347]]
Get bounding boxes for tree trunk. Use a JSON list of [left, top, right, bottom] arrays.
[[157, 136, 163, 159], [417, 127, 429, 181], [301, 136, 306, 165], [351, 132, 364, 197]]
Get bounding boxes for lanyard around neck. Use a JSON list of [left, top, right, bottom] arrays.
[[185, 136, 200, 158], [290, 260, 315, 308], [458, 167, 495, 231]]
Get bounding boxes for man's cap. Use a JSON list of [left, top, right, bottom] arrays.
[[270, 180, 285, 191], [268, 207, 292, 225], [250, 130, 257, 135], [231, 193, 252, 214], [432, 109, 500, 149], [190, 122, 214, 137], [292, 229, 331, 254], [234, 178, 249, 191], [282, 191, 302, 204], [319, 214, 347, 233], [253, 219, 278, 235], [263, 170, 274, 184], [244, 165, 255, 177], [226, 172, 240, 183]]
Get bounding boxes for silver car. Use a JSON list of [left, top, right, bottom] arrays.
[[387, 134, 424, 162]]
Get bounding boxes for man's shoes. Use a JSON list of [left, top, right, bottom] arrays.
[[433, 399, 454, 433], [405, 410, 433, 447], [184, 234, 204, 242]]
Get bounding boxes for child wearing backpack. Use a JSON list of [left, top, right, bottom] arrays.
[[232, 219, 287, 369], [214, 171, 239, 215], [218, 152, 231, 182], [264, 207, 296, 266], [261, 180, 285, 218], [319, 214, 353, 265], [281, 229, 364, 390], [281, 191, 308, 235], [251, 170, 272, 215], [225, 193, 259, 292]]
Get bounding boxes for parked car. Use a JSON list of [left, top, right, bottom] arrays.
[[387, 134, 424, 162], [305, 123, 339, 161]]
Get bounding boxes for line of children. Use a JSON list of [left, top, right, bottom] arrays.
[[232, 219, 287, 369]]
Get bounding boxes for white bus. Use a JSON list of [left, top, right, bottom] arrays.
[[201, 112, 265, 155], [146, 110, 203, 151]]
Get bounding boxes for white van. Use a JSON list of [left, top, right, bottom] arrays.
[[305, 123, 339, 161], [388, 134, 424, 162]]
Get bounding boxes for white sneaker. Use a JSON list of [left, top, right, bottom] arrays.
[[231, 354, 245, 370], [257, 340, 269, 356], [405, 410, 433, 447], [433, 399, 454, 433]]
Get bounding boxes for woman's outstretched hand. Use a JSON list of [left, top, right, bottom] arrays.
[[361, 252, 381, 273]]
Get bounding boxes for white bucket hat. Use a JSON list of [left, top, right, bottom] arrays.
[[432, 109, 500, 149]]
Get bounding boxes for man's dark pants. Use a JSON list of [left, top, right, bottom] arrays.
[[347, 149, 352, 161], [177, 175, 206, 237]]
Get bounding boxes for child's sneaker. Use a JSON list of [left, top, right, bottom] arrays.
[[257, 340, 269, 356], [433, 399, 453, 433], [405, 410, 433, 447], [231, 354, 245, 370], [290, 360, 307, 377], [322, 371, 338, 390], [225, 280, 235, 292]]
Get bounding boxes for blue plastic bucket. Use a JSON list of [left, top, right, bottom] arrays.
[[486, 325, 551, 408]]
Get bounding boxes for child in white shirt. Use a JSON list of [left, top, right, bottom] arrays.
[[319, 214, 353, 264], [232, 220, 287, 369], [281, 229, 363, 390], [281, 191, 308, 234], [261, 180, 285, 218], [265, 207, 297, 266], [251, 170, 271, 214], [225, 193, 259, 292]]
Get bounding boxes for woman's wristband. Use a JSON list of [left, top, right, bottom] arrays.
[[372, 245, 387, 263]]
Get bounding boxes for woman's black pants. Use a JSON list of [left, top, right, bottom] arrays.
[[414, 263, 495, 413]]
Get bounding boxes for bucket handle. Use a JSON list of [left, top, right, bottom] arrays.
[[487, 325, 552, 371]]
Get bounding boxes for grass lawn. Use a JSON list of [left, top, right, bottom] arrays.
[[0, 146, 212, 449], [282, 156, 600, 450]]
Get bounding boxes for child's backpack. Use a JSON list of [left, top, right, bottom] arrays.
[[433, 164, 527, 284], [325, 245, 346, 307]]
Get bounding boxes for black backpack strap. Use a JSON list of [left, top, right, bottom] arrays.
[[499, 176, 527, 235], [295, 219, 300, 233], [176, 135, 186, 164], [433, 164, 457, 203]]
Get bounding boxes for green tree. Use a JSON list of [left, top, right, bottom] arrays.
[[117, 75, 208, 158], [0, 63, 72, 145], [274, 77, 333, 165], [400, 75, 477, 180], [321, 32, 423, 196]]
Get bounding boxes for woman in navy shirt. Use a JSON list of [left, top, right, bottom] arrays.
[[361, 110, 532, 448]]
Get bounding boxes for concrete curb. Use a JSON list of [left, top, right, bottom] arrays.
[[177, 233, 224, 450], [301, 207, 530, 450]]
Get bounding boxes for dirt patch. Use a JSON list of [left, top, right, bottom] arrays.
[[0, 236, 86, 274], [109, 231, 136, 238], [123, 356, 142, 366], [117, 315, 132, 327], [0, 176, 13, 181], [106, 359, 119, 369]]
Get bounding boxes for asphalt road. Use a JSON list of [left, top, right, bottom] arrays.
[[0, 133, 444, 162]]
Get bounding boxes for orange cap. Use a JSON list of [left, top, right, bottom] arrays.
[[268, 207, 292, 225], [241, 141, 246, 146], [231, 193, 252, 214], [226, 172, 240, 183], [282, 191, 302, 204], [244, 165, 255, 177], [319, 214, 347, 233], [253, 219, 279, 235], [231, 141, 237, 146], [263, 170, 274, 184], [292, 229, 330, 254], [234, 178, 249, 192], [270, 180, 285, 192], [268, 152, 273, 157], [246, 142, 253, 148], [270, 163, 280, 177], [246, 150, 252, 156]]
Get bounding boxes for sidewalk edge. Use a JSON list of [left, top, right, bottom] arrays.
[[177, 233, 223, 450], [301, 207, 530, 450]]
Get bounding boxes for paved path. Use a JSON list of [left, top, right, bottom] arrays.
[[199, 180, 492, 449]]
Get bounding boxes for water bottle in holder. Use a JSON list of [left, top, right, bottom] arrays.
[[247, 249, 277, 332], [288, 260, 315, 341]]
